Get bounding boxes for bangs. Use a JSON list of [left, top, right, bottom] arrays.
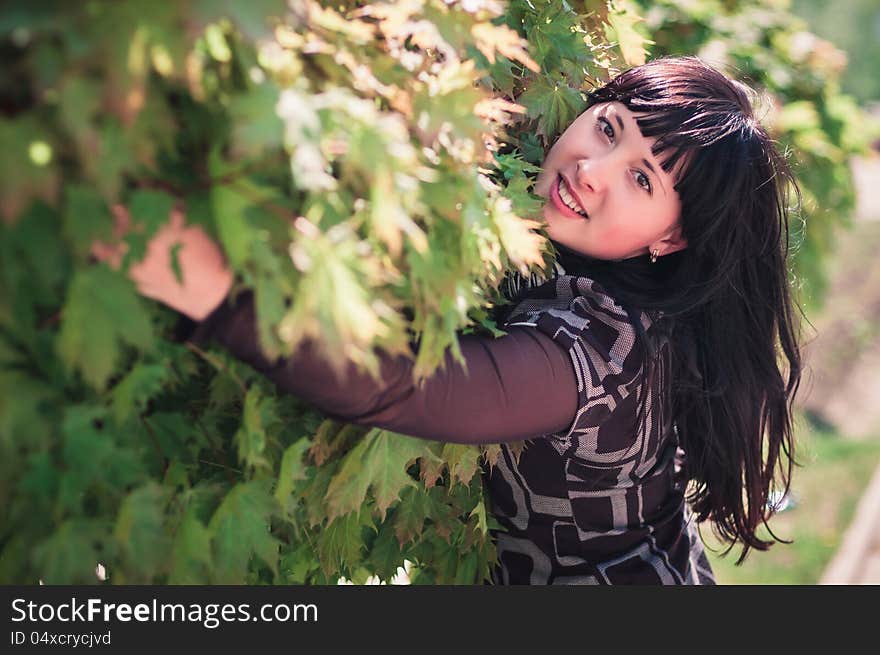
[[588, 56, 760, 189]]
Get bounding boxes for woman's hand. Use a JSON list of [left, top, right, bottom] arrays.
[[91, 205, 234, 321]]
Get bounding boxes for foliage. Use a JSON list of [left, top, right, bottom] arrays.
[[0, 0, 871, 584], [792, 0, 880, 104]]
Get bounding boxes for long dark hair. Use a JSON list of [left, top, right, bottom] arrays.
[[547, 56, 805, 563]]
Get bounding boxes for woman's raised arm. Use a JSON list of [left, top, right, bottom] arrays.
[[93, 211, 579, 445], [190, 291, 578, 444]]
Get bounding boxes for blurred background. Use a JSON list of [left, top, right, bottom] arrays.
[[704, 0, 880, 584]]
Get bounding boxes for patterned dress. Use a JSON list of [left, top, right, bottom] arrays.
[[483, 272, 716, 584]]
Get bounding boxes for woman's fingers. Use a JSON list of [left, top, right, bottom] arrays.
[[89, 200, 234, 320]]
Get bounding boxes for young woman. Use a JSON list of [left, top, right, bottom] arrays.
[[101, 56, 804, 585]]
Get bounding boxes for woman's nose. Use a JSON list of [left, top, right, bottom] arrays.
[[574, 159, 607, 195]]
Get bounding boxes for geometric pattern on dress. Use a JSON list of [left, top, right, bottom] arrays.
[[484, 274, 716, 585]]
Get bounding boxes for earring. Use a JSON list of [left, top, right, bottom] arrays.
[[650, 249, 659, 263]]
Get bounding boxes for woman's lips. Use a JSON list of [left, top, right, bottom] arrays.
[[549, 174, 588, 221]]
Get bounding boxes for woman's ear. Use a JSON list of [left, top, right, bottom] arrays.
[[654, 225, 688, 256]]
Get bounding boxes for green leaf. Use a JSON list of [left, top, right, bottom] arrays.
[[315, 506, 373, 576], [275, 438, 311, 518], [94, 120, 130, 202], [33, 519, 110, 585], [123, 189, 176, 266], [110, 361, 171, 426], [279, 542, 320, 584], [208, 480, 279, 583], [454, 549, 480, 584], [113, 482, 171, 582], [441, 443, 482, 486], [211, 174, 279, 270], [368, 520, 406, 581], [501, 171, 544, 220], [469, 494, 489, 537], [57, 265, 154, 390], [519, 76, 586, 140], [234, 386, 278, 474], [419, 442, 447, 489], [604, 0, 651, 67], [169, 508, 214, 584], [527, 6, 588, 72], [392, 484, 434, 546], [58, 77, 101, 146], [325, 429, 438, 522], [210, 180, 258, 269], [62, 184, 112, 262], [228, 81, 284, 157], [0, 202, 70, 329], [59, 405, 145, 515]]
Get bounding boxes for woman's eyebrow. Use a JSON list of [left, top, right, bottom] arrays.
[[610, 108, 667, 197]]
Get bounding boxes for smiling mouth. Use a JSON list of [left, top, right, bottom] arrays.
[[553, 176, 589, 219]]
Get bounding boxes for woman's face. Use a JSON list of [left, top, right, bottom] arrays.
[[534, 101, 688, 261]]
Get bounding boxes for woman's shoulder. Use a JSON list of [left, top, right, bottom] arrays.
[[503, 273, 653, 367], [505, 273, 657, 456]]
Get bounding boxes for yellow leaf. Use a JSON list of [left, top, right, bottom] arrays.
[[471, 23, 540, 73]]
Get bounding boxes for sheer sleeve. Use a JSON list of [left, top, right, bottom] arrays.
[[183, 291, 578, 445]]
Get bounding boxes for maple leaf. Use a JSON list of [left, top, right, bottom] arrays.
[[441, 443, 482, 487], [469, 494, 490, 537], [57, 265, 154, 391], [168, 510, 213, 584], [33, 519, 109, 585], [59, 405, 145, 515], [279, 542, 321, 584], [210, 180, 256, 270], [302, 463, 338, 530], [518, 75, 586, 141], [493, 152, 543, 181], [325, 429, 438, 522], [113, 482, 171, 582], [274, 437, 311, 521], [528, 7, 588, 72], [228, 80, 284, 158], [480, 443, 502, 471], [367, 520, 406, 582], [419, 442, 446, 489], [471, 22, 540, 73], [315, 506, 374, 576], [604, 0, 652, 67], [454, 550, 480, 584], [121, 189, 175, 267], [110, 361, 171, 426], [62, 184, 113, 262], [308, 419, 366, 466], [208, 480, 280, 583], [234, 386, 277, 474], [392, 484, 433, 547], [500, 171, 545, 222], [168, 483, 222, 584], [507, 439, 529, 467]]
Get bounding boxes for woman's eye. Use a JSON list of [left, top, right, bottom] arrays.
[[598, 117, 614, 141], [635, 171, 652, 193]]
